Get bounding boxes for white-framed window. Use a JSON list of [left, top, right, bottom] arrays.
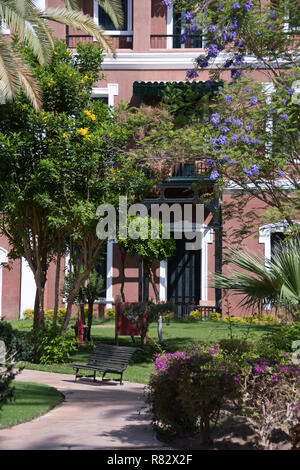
[[91, 84, 119, 107], [166, 4, 205, 49], [283, 1, 300, 32], [93, 0, 133, 36]]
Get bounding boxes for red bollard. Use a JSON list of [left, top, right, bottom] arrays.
[[73, 317, 85, 347]]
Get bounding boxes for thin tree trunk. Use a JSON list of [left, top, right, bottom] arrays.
[[87, 299, 94, 341], [120, 248, 126, 302], [52, 251, 62, 328], [148, 261, 164, 343]]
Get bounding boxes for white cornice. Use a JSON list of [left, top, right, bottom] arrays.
[[102, 51, 299, 70], [224, 179, 298, 194]]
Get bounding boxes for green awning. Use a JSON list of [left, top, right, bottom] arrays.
[[133, 80, 223, 97]]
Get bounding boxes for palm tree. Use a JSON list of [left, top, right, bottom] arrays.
[[213, 237, 300, 319], [0, 0, 123, 109]]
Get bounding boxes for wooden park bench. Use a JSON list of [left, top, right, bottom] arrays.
[[69, 343, 143, 385]]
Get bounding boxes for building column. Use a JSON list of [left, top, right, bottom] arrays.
[[133, 0, 151, 52]]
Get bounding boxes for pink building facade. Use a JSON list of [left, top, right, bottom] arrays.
[[0, 0, 297, 320]]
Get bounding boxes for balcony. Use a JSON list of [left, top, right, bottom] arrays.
[[170, 162, 209, 180], [66, 31, 133, 50], [150, 34, 205, 49]]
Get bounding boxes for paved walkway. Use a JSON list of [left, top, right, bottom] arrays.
[[0, 369, 169, 450]]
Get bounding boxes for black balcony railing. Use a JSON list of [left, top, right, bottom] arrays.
[[150, 34, 205, 49], [66, 28, 133, 49], [171, 162, 209, 178]]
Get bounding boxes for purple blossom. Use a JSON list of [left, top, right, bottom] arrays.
[[269, 10, 277, 20], [231, 134, 239, 142], [232, 2, 241, 10], [208, 43, 220, 58], [210, 113, 221, 125], [280, 114, 289, 120], [206, 159, 215, 167], [250, 163, 259, 175], [286, 87, 295, 95], [278, 171, 285, 178], [210, 170, 220, 181], [234, 55, 245, 66], [221, 154, 229, 163], [180, 33, 188, 44], [224, 117, 233, 124], [225, 94, 234, 103], [230, 21, 241, 31], [186, 69, 198, 79], [233, 118, 243, 127], [161, 0, 171, 6], [208, 24, 218, 33], [249, 96, 258, 105], [231, 69, 241, 79], [234, 39, 244, 47], [282, 98, 287, 105], [196, 56, 209, 68], [221, 125, 230, 133], [229, 160, 236, 166], [244, 125, 252, 131], [244, 1, 253, 12], [216, 3, 224, 11], [241, 134, 250, 144], [223, 31, 237, 43], [184, 11, 194, 22], [215, 135, 228, 146], [224, 59, 233, 68]]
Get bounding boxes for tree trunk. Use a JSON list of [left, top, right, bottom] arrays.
[[87, 299, 94, 341], [147, 261, 164, 344], [120, 248, 126, 302], [52, 251, 62, 328], [79, 288, 86, 324]]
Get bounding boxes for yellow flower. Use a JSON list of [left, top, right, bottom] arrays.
[[77, 128, 88, 136], [90, 114, 96, 121], [83, 75, 89, 80], [84, 110, 90, 116], [112, 177, 116, 182], [84, 134, 91, 140], [62, 133, 67, 138]]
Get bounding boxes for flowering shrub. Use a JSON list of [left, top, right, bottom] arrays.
[[209, 312, 222, 322], [145, 343, 241, 443], [146, 339, 300, 448], [239, 356, 300, 449], [105, 308, 115, 320], [260, 322, 300, 353], [23, 308, 66, 322], [189, 309, 202, 321], [35, 322, 77, 364]]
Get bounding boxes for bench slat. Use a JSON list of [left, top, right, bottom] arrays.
[[70, 343, 143, 385]]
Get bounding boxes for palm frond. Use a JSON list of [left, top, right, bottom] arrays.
[[43, 8, 116, 56], [0, 0, 54, 64], [213, 238, 300, 314], [97, 0, 124, 30], [0, 33, 41, 110], [62, 0, 80, 11]]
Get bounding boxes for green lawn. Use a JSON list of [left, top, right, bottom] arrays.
[[12, 318, 278, 385], [0, 382, 62, 429]]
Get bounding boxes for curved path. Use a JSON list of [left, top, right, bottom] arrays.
[[0, 369, 169, 450]]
